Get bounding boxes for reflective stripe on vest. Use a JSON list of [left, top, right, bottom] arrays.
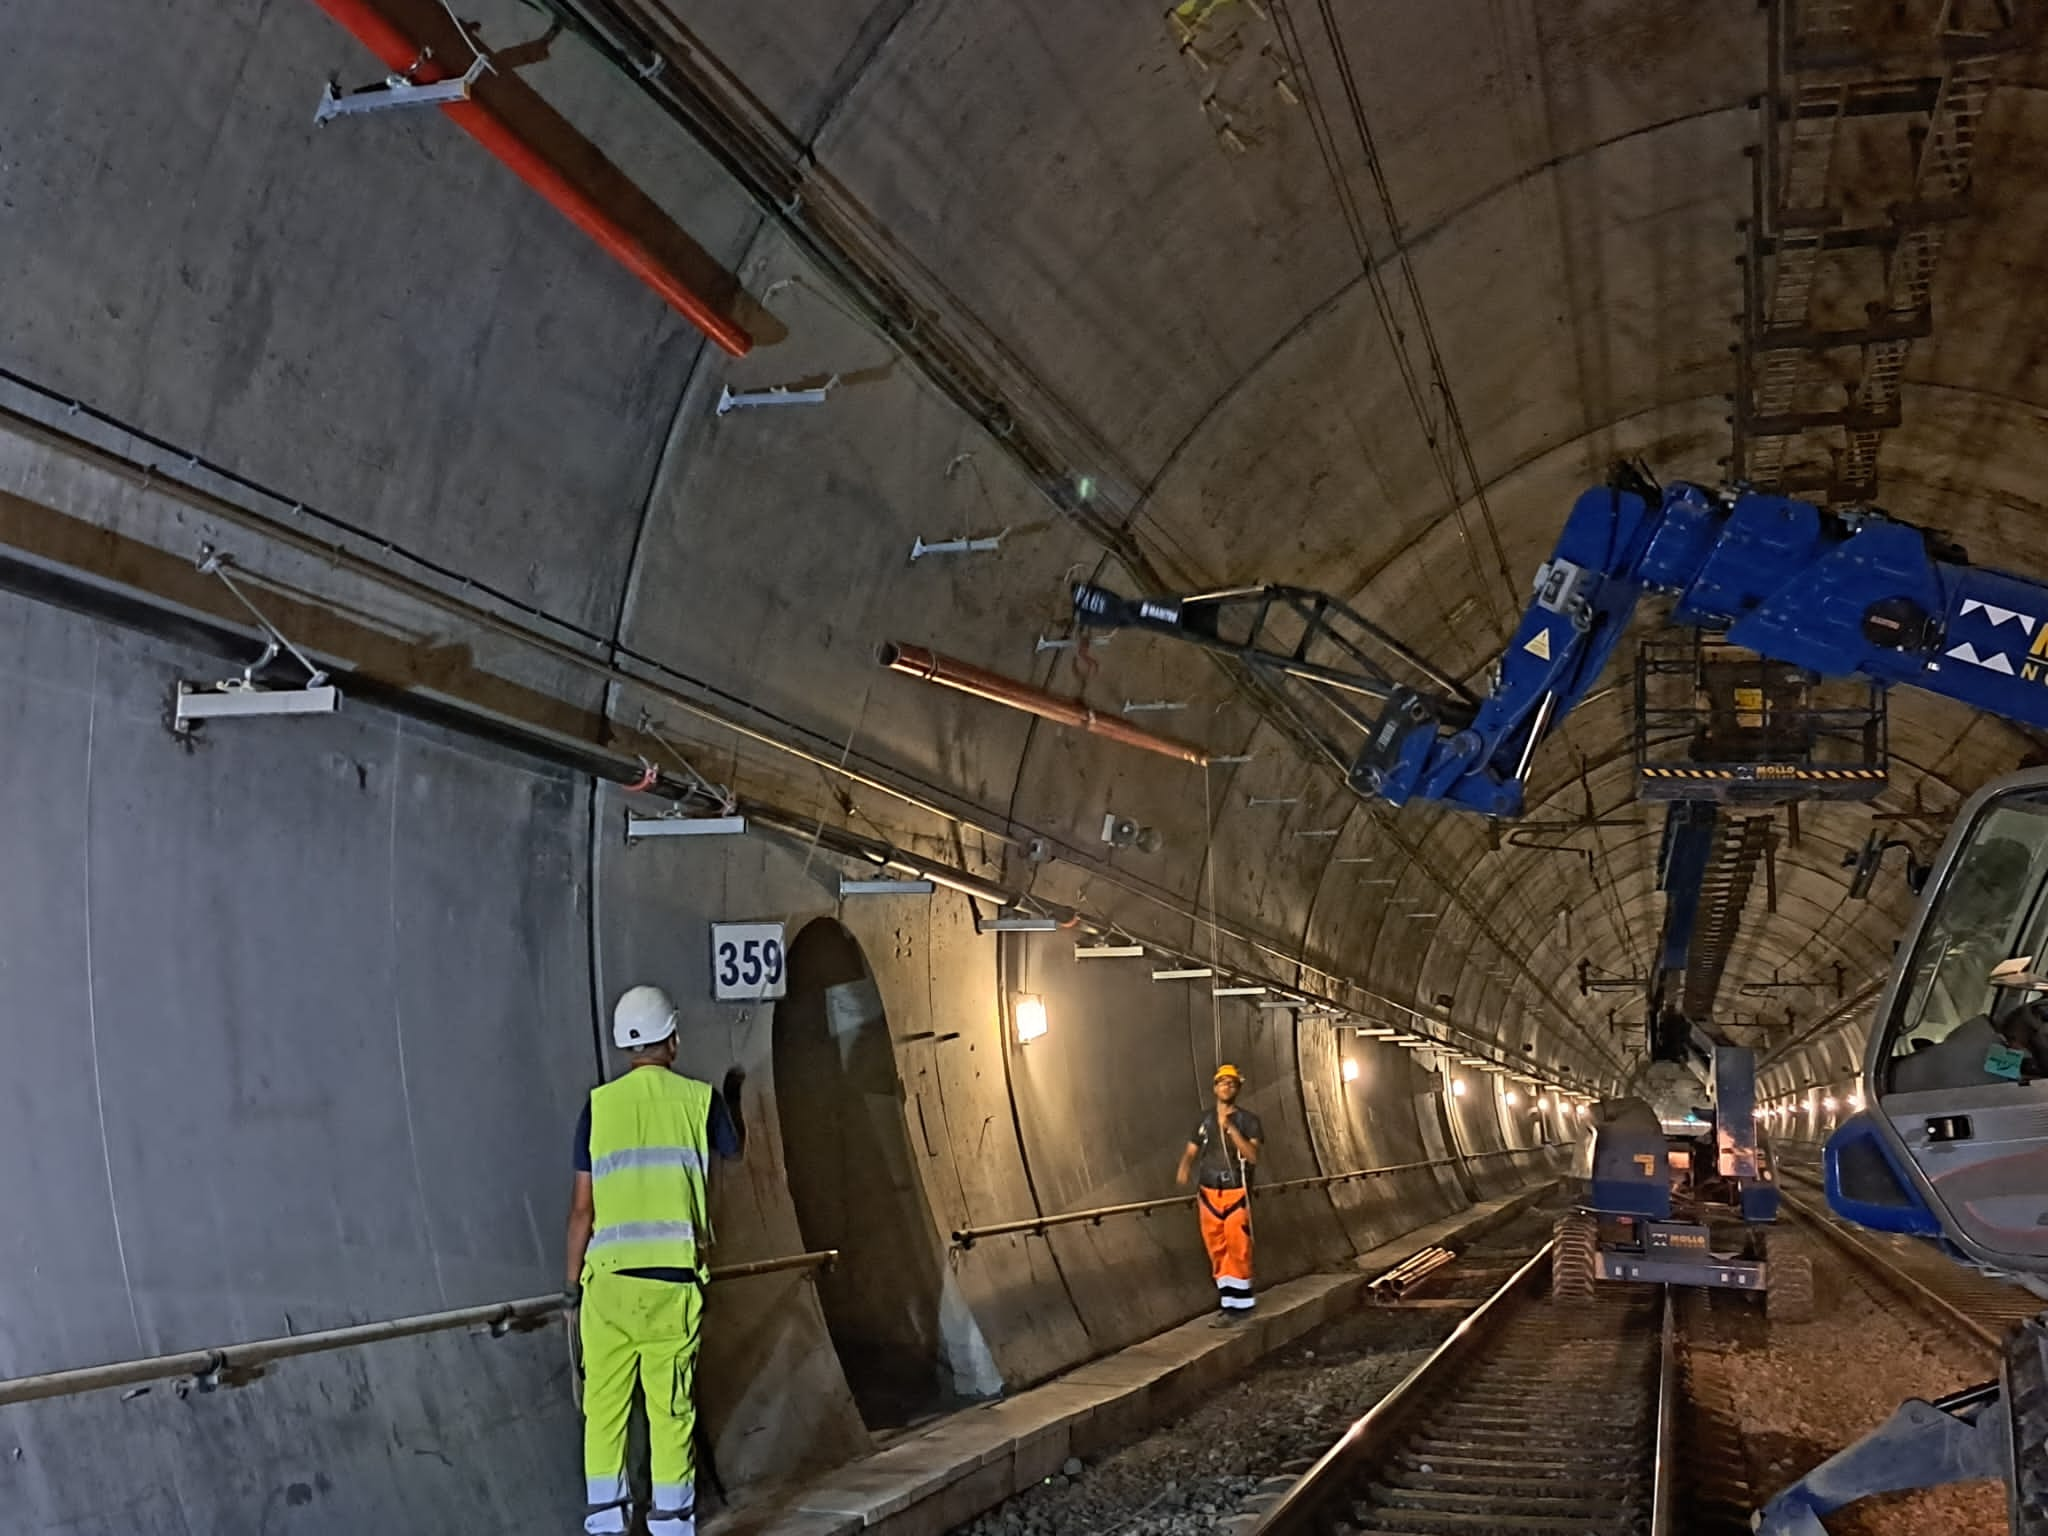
[[587, 1067, 713, 1274]]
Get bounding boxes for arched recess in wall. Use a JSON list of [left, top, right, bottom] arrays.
[[773, 918, 951, 1431]]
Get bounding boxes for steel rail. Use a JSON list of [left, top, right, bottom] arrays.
[[1778, 1184, 2004, 1350], [1250, 1241, 1556, 1533], [0, 1249, 836, 1408], [1650, 1284, 1680, 1536], [948, 1149, 1547, 1247], [1252, 1242, 1677, 1534]]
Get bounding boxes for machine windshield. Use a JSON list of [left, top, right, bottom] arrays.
[[1883, 788, 2048, 1090]]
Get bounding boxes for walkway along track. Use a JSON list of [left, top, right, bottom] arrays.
[[1249, 1242, 1677, 1535]]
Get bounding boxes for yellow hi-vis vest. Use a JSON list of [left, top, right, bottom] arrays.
[[586, 1066, 714, 1274]]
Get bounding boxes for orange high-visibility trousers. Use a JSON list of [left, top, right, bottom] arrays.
[[1198, 1187, 1254, 1313]]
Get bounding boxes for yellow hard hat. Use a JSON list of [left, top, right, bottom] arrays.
[[1213, 1063, 1244, 1082]]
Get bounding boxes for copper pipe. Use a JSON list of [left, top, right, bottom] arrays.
[[304, 0, 752, 356], [877, 642, 1209, 766]]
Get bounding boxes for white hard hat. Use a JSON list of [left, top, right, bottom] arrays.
[[613, 985, 679, 1049]]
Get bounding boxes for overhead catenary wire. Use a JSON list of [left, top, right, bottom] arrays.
[[1269, 0, 1518, 636]]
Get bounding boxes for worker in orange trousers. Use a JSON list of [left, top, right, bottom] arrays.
[[1177, 1063, 1263, 1324]]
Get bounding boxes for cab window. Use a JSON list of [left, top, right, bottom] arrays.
[[1882, 789, 2048, 1091]]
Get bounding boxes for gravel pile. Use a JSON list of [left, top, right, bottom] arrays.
[[1708, 1258, 2004, 1535], [949, 1310, 1451, 1536]]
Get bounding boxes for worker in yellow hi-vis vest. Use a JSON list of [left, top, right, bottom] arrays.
[[565, 985, 746, 1536]]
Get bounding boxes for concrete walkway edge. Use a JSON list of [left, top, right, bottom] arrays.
[[708, 1179, 1560, 1536]]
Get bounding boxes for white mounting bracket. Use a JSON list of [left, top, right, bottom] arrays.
[[175, 681, 341, 730], [177, 548, 339, 731], [315, 53, 490, 124], [910, 528, 1008, 561], [717, 375, 839, 416], [625, 812, 747, 842]]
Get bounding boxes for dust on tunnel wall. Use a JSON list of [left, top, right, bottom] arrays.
[[0, 589, 1548, 1532], [0, 591, 591, 1534], [0, 7, 1573, 1527]]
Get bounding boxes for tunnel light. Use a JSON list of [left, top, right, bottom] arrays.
[[1075, 943, 1145, 959], [1013, 994, 1049, 1044], [1538, 1097, 1550, 1112], [840, 878, 936, 896], [1342, 1058, 1361, 1083], [1822, 1095, 1839, 1111], [1753, 1106, 1767, 1119], [1849, 1092, 1865, 1111], [1576, 1103, 1589, 1118], [1502, 1089, 1519, 1106], [1152, 967, 1214, 981], [1213, 985, 1268, 997], [1451, 1078, 1468, 1097], [1357, 1026, 1398, 1038], [1458, 1055, 1488, 1067]]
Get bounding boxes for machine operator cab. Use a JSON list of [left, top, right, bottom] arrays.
[[1834, 769, 2048, 1286]]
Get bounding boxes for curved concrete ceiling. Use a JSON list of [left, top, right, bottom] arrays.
[[11, 0, 2047, 1098]]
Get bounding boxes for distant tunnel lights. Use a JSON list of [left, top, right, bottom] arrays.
[[1013, 994, 1048, 1044], [1341, 1058, 1360, 1083]]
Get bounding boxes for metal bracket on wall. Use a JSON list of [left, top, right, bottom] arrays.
[[716, 374, 839, 416], [174, 549, 340, 732], [910, 528, 1007, 561], [315, 52, 491, 124]]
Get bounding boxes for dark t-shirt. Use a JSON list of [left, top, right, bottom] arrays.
[[1189, 1107, 1263, 1189], [574, 1084, 743, 1283]]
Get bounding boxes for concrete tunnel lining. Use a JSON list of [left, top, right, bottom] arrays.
[[8, 0, 2048, 1528]]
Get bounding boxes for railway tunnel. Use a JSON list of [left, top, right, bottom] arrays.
[[1, 3, 2043, 1534]]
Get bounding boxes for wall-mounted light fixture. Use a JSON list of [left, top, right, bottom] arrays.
[[1014, 994, 1049, 1044], [1451, 1078, 1468, 1097], [1341, 1058, 1361, 1083], [1152, 967, 1215, 981], [1075, 943, 1145, 959], [1213, 985, 1267, 998], [1537, 1097, 1551, 1112], [1502, 1089, 1519, 1106]]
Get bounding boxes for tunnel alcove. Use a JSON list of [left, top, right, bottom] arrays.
[[772, 918, 951, 1431]]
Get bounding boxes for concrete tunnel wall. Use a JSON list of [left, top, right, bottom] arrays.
[[0, 583, 1564, 1532], [0, 4, 1686, 1530]]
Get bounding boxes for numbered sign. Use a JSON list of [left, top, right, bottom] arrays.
[[711, 922, 788, 1002]]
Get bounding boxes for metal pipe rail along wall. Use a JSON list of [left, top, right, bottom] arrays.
[[949, 1148, 1545, 1247], [0, 1249, 836, 1409]]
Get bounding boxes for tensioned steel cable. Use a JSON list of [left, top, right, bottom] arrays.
[[1269, 0, 1518, 635]]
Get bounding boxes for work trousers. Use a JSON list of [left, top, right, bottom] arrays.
[[1197, 1186, 1255, 1313], [580, 1270, 704, 1536]]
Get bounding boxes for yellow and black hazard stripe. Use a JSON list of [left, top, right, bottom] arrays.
[[1639, 766, 1887, 782]]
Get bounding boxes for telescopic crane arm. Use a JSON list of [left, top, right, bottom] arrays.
[[1077, 471, 2048, 817]]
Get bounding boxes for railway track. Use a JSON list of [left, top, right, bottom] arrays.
[[1248, 1243, 1675, 1535], [1776, 1168, 2039, 1350]]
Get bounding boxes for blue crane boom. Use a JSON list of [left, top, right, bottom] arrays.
[[1076, 472, 2048, 819]]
